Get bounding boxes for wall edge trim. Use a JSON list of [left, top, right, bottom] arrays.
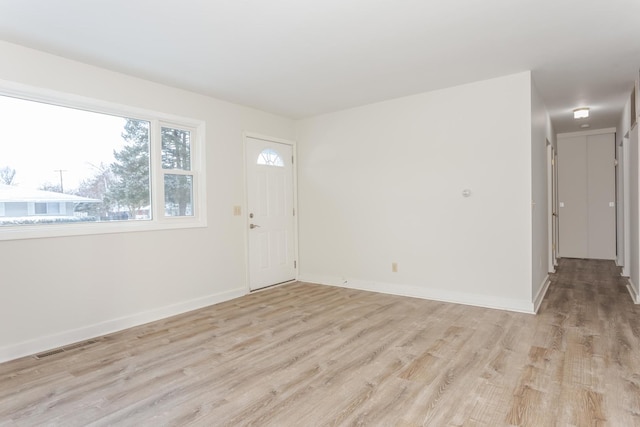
[[299, 274, 535, 314], [626, 278, 639, 304], [0, 287, 246, 364], [533, 274, 551, 313]]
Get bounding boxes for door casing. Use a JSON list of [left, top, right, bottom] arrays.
[[547, 140, 559, 270]]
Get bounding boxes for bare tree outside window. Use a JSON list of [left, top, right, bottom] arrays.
[[0, 166, 16, 185]]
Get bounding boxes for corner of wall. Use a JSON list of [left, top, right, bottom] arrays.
[[533, 274, 551, 313], [529, 74, 552, 306]]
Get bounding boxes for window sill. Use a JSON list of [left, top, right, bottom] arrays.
[[0, 217, 207, 241]]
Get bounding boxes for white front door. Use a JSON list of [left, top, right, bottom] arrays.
[[245, 136, 296, 290]]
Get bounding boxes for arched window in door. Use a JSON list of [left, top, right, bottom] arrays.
[[256, 148, 284, 167]]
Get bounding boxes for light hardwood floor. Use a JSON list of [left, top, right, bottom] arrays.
[[1, 258, 640, 426]]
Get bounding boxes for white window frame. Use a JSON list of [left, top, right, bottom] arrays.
[[156, 122, 197, 219], [0, 80, 206, 241]]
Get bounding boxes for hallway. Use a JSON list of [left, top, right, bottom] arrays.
[[531, 258, 640, 425]]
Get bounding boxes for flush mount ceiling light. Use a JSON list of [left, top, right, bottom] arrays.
[[573, 108, 590, 119]]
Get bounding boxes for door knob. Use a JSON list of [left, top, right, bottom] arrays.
[[250, 224, 260, 229]]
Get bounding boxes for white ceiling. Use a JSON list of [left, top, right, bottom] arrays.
[[0, 0, 639, 133]]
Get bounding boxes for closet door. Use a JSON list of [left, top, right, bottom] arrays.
[[558, 133, 615, 260], [558, 136, 588, 258], [587, 134, 616, 259]]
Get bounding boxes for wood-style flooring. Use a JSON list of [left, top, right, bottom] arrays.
[[1, 258, 640, 426]]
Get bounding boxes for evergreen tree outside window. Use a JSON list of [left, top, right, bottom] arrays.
[[108, 119, 151, 220], [161, 127, 194, 217]]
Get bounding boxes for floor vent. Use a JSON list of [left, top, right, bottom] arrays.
[[34, 338, 103, 360], [33, 348, 65, 359]]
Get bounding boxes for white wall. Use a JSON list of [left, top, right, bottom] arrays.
[[0, 41, 295, 362], [296, 71, 535, 312], [530, 79, 554, 306]]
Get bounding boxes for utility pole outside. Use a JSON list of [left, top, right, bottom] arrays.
[[54, 169, 67, 193]]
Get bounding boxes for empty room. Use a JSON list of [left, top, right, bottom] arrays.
[[1, 0, 640, 425]]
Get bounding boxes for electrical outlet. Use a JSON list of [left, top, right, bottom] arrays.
[[392, 262, 398, 273]]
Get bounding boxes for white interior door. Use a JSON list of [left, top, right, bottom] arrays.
[[245, 137, 296, 290], [558, 136, 588, 258], [586, 134, 616, 259], [558, 133, 616, 260]]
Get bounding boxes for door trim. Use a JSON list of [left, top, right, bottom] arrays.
[[243, 132, 298, 292], [547, 139, 558, 272], [622, 133, 631, 277]]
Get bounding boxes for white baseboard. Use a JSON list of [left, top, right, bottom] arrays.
[[0, 287, 246, 364], [299, 275, 535, 314], [627, 278, 639, 304], [533, 275, 551, 313]]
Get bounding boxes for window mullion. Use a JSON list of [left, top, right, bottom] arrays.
[[150, 120, 164, 223]]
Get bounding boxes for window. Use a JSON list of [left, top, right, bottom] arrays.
[[161, 127, 193, 217], [257, 148, 284, 167], [47, 202, 60, 215], [34, 203, 47, 215], [33, 202, 60, 215], [0, 85, 205, 240]]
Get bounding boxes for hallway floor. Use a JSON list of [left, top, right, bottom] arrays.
[[530, 258, 640, 426]]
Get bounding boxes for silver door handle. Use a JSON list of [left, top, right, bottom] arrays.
[[250, 224, 261, 229]]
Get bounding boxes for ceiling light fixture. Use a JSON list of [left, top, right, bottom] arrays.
[[573, 108, 589, 119]]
